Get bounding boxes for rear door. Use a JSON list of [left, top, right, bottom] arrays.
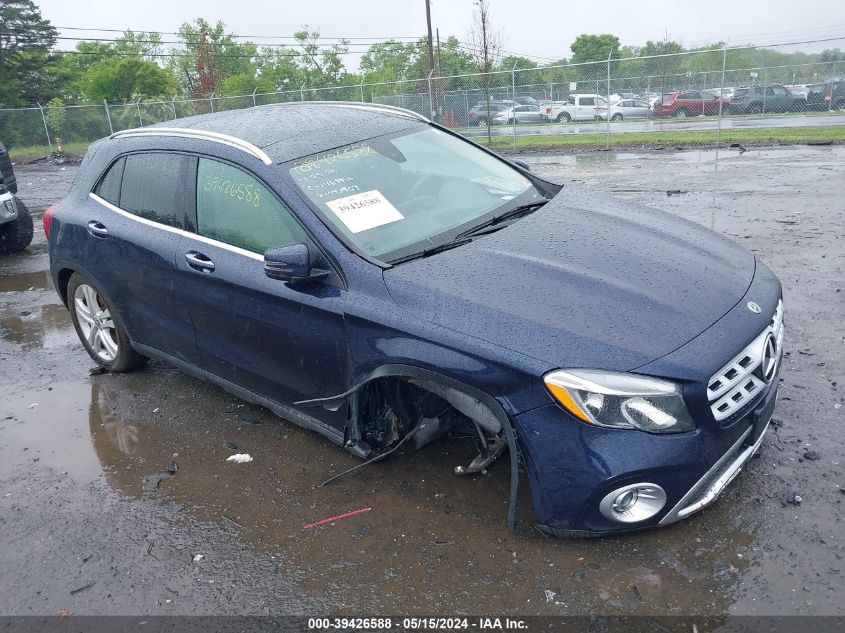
[[175, 156, 348, 430], [677, 91, 702, 114], [769, 85, 791, 111], [85, 152, 200, 363]]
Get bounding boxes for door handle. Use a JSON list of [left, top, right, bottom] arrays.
[[87, 220, 109, 238], [185, 251, 215, 273]]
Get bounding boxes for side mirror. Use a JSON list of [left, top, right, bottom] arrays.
[[264, 243, 329, 284], [512, 159, 531, 172]]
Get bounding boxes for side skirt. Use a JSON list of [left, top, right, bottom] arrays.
[[131, 342, 345, 447]]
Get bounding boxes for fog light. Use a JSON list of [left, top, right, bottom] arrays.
[[599, 483, 667, 523]]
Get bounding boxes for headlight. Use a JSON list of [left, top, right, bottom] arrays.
[[543, 369, 694, 433]]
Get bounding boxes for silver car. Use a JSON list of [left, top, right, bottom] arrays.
[[493, 104, 547, 124], [608, 99, 652, 121]]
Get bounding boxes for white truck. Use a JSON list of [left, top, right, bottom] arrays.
[[543, 94, 609, 122]]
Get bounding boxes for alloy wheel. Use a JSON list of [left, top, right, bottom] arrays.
[[74, 283, 119, 362]]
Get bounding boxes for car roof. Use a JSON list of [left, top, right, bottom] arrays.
[[134, 102, 428, 165]]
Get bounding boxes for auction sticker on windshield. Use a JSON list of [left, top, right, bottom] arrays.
[[325, 190, 404, 234]]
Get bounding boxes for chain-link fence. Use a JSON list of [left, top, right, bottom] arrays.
[[2, 35, 843, 162]]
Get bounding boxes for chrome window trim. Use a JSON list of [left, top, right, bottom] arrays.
[[110, 128, 273, 166], [89, 192, 263, 261]]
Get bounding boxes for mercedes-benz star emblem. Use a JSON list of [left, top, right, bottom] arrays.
[[758, 333, 778, 384], [747, 301, 762, 314]]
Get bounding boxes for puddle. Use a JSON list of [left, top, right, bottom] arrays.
[[0, 303, 74, 349], [0, 270, 54, 293], [0, 365, 759, 614]]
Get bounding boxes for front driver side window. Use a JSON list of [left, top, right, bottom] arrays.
[[196, 158, 308, 254]]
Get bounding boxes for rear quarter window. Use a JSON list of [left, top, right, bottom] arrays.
[[119, 153, 196, 229], [95, 157, 125, 205]]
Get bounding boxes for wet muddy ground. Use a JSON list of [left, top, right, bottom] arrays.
[[0, 147, 842, 617]]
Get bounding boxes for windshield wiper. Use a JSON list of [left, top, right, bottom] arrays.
[[388, 237, 474, 265], [456, 200, 548, 239]]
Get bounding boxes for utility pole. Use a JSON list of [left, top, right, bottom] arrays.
[[436, 28, 443, 120], [436, 28, 443, 76], [425, 0, 435, 74]]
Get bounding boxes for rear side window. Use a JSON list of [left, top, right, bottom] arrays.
[[580, 97, 595, 106], [95, 157, 125, 205], [196, 158, 308, 254], [119, 153, 195, 229]]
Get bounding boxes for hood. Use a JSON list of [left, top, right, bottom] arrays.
[[383, 187, 755, 372]]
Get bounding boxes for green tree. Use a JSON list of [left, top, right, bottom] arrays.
[[570, 33, 621, 64], [83, 57, 178, 102], [293, 25, 349, 87], [170, 19, 258, 97], [47, 31, 166, 102], [360, 40, 417, 83], [0, 0, 57, 106]]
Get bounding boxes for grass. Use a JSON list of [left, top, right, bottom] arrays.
[[9, 141, 90, 163], [8, 124, 845, 161], [477, 125, 845, 152]]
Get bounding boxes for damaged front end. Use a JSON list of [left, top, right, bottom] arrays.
[[295, 366, 521, 528]]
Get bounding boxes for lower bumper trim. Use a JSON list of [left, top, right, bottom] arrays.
[[659, 418, 770, 526]]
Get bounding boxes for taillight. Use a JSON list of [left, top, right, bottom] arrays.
[[43, 203, 56, 238], [545, 105, 552, 114]]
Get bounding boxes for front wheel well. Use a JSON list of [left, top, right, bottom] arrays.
[[296, 364, 522, 528]]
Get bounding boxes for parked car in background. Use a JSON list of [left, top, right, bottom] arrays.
[[468, 101, 514, 126], [46, 102, 784, 537], [609, 92, 640, 104], [493, 104, 546, 124], [651, 91, 729, 117], [0, 141, 34, 254], [806, 80, 845, 111], [641, 92, 662, 106], [785, 84, 811, 99], [728, 85, 806, 114], [544, 94, 609, 122], [607, 99, 652, 121]]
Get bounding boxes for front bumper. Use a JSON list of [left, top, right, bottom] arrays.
[[515, 263, 783, 537], [0, 192, 17, 225], [518, 377, 777, 537]]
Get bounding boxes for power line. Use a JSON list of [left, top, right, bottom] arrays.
[[54, 25, 422, 41], [52, 35, 419, 50]]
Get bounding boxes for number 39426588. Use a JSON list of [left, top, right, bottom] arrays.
[[203, 175, 261, 207]]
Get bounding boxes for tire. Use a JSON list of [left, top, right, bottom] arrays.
[[673, 109, 687, 118], [0, 198, 34, 254], [834, 99, 845, 111], [748, 103, 763, 114], [555, 112, 571, 123], [477, 118, 488, 127], [611, 113, 623, 121], [67, 272, 148, 372], [509, 118, 518, 125]]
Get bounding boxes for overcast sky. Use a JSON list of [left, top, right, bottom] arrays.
[[38, 0, 845, 69]]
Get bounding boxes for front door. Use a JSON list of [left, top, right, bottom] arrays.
[[174, 157, 348, 430]]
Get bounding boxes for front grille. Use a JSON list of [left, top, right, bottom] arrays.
[[707, 300, 783, 421]]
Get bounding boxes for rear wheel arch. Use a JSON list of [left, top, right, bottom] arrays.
[[56, 267, 75, 306]]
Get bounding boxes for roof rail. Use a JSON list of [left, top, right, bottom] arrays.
[[110, 127, 272, 165], [260, 100, 430, 123]]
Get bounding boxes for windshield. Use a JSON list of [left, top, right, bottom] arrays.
[[284, 127, 544, 262]]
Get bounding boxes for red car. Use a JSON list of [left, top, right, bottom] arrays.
[[652, 91, 730, 117]]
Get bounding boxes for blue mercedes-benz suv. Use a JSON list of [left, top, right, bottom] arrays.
[[45, 102, 783, 536]]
